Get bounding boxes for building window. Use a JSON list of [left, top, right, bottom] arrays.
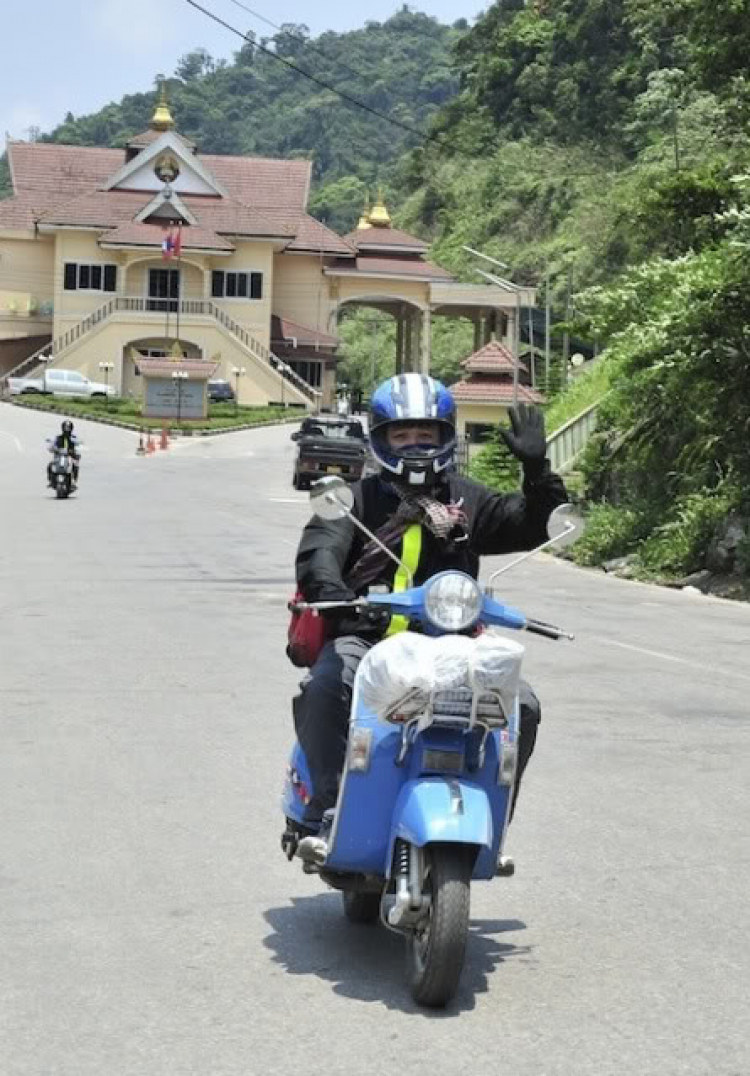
[[465, 422, 496, 445], [288, 360, 322, 388], [211, 270, 263, 300], [63, 262, 117, 293]]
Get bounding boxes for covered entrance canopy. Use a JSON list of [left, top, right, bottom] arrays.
[[326, 196, 536, 376]]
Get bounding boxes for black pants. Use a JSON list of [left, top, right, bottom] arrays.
[[293, 634, 541, 828]]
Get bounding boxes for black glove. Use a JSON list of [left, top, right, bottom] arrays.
[[499, 404, 547, 474]]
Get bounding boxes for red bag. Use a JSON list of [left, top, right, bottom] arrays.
[[286, 590, 328, 668]]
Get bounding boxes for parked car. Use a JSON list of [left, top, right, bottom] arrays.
[[8, 368, 116, 398], [207, 379, 236, 403], [291, 415, 369, 490]]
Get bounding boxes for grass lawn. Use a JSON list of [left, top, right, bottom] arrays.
[[9, 395, 305, 432]]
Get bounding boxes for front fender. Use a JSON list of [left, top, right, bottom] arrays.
[[386, 778, 493, 876]]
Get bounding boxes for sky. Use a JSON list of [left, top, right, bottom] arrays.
[[1, 0, 489, 146]]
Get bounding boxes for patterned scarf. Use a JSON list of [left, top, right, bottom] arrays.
[[345, 485, 468, 591]]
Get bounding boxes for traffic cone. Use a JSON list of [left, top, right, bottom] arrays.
[[146, 432, 156, 454], [136, 430, 146, 456], [159, 425, 169, 450]]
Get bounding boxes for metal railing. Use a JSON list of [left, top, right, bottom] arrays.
[[1, 296, 322, 404], [546, 402, 600, 474]]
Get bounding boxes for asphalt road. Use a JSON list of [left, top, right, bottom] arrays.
[[1, 404, 748, 1076]]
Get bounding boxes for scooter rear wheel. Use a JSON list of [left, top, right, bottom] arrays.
[[342, 890, 381, 924], [407, 845, 471, 1007]]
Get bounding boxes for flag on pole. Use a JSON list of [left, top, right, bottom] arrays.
[[162, 227, 176, 259], [173, 222, 182, 258]]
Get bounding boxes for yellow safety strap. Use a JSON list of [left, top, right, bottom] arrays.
[[385, 524, 423, 636]]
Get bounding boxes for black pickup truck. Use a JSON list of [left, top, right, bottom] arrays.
[[290, 415, 369, 490]]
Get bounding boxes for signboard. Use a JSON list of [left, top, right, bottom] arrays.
[[143, 377, 207, 419]]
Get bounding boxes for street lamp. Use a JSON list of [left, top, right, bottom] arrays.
[[172, 369, 188, 425], [98, 361, 114, 411], [231, 365, 245, 416]]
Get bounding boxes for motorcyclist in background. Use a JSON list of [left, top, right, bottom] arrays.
[[47, 420, 81, 488], [291, 372, 569, 863]]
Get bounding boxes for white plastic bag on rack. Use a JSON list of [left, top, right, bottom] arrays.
[[469, 633, 525, 715], [359, 633, 435, 719], [431, 635, 475, 692]]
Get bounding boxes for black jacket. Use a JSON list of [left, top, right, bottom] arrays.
[[296, 464, 568, 639]]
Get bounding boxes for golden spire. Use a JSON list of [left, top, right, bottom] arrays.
[[357, 191, 373, 230], [151, 83, 175, 132], [368, 186, 392, 228]]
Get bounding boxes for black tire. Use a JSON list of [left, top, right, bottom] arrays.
[[56, 480, 68, 500], [342, 890, 381, 924], [292, 472, 299, 489], [407, 845, 471, 1008]]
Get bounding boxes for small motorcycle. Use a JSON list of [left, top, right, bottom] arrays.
[[282, 477, 584, 1007], [49, 448, 75, 499]]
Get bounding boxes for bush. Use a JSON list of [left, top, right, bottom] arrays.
[[638, 488, 739, 576], [467, 440, 520, 492], [567, 503, 648, 567]]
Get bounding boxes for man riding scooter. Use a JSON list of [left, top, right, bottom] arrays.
[[291, 372, 569, 866], [47, 420, 81, 489]]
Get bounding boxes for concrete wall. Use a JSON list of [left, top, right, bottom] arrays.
[[0, 233, 55, 332], [273, 253, 335, 335], [456, 400, 511, 438]]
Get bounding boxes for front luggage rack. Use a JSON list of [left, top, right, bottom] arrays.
[[430, 688, 506, 728]]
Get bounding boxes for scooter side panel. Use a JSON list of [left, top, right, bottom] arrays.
[[324, 714, 407, 874]]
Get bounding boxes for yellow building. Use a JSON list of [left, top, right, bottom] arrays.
[[0, 97, 531, 408], [452, 338, 545, 450]]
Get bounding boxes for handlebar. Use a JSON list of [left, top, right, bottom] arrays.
[[524, 618, 574, 641]]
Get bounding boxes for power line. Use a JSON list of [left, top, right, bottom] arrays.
[[223, 0, 367, 83], [184, 0, 454, 151]]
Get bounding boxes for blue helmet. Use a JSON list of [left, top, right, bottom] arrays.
[[369, 373, 457, 486]]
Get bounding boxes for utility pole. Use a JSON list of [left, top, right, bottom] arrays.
[[562, 271, 571, 389], [544, 269, 551, 394]]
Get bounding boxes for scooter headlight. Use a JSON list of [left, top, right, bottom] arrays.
[[424, 572, 483, 632]]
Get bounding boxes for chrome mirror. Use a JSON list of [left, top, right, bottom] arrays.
[[310, 476, 354, 520], [546, 504, 585, 549]]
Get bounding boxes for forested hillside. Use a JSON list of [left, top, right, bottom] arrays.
[[397, 0, 750, 592]]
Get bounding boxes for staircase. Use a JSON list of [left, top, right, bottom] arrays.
[[0, 297, 321, 407]]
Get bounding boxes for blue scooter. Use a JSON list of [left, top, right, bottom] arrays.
[[282, 477, 583, 1007]]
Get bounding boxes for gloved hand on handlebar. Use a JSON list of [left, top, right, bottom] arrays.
[[499, 404, 547, 476]]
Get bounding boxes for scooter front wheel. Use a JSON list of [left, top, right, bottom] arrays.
[[407, 845, 471, 1008]]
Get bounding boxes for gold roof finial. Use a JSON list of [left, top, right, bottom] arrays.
[[151, 82, 176, 132], [357, 191, 373, 230], [368, 186, 392, 228]]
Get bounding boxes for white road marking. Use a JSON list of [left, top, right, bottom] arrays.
[[596, 637, 750, 685], [0, 430, 23, 452], [269, 497, 307, 504]]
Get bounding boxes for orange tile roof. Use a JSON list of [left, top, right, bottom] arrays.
[[345, 226, 429, 252], [134, 358, 220, 379], [462, 338, 528, 374], [326, 255, 454, 281], [452, 378, 545, 404], [100, 221, 234, 252], [271, 315, 339, 348], [127, 129, 196, 150]]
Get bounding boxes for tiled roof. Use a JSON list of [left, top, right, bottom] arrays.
[[267, 211, 355, 256], [128, 128, 197, 150], [271, 315, 339, 348], [462, 338, 528, 374], [100, 221, 234, 252], [199, 153, 311, 209], [326, 255, 454, 281], [345, 226, 429, 252], [452, 378, 545, 404]]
